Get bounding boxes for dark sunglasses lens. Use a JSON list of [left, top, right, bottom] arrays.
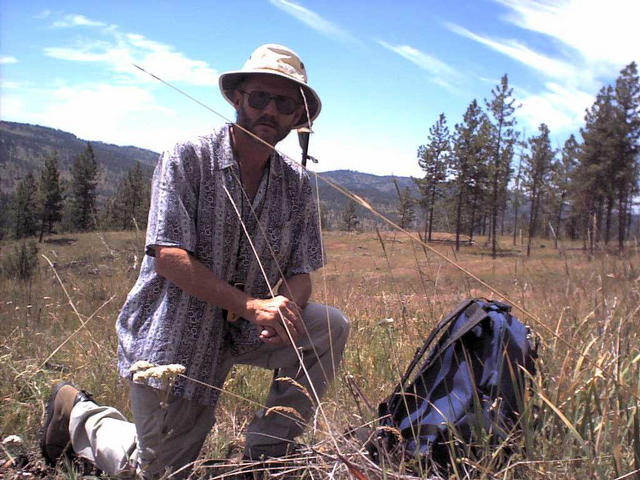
[[275, 98, 296, 114], [247, 91, 297, 114], [248, 91, 270, 109]]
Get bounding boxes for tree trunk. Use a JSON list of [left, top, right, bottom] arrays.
[[455, 187, 464, 251], [513, 197, 519, 246], [428, 186, 436, 241], [423, 209, 428, 242], [618, 190, 627, 252], [527, 191, 537, 257], [492, 176, 499, 258], [469, 189, 478, 244], [39, 213, 46, 243], [604, 195, 613, 246], [554, 193, 565, 250]]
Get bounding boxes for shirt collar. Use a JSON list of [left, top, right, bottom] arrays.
[[214, 124, 236, 171], [215, 123, 284, 180]]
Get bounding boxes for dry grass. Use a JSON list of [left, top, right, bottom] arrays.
[[1, 229, 639, 479]]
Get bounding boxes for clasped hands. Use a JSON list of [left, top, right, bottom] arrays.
[[233, 295, 304, 345]]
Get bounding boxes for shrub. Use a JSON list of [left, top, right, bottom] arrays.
[[1, 240, 39, 280]]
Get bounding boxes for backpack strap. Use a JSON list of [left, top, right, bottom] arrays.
[[397, 298, 477, 392], [423, 301, 491, 369]]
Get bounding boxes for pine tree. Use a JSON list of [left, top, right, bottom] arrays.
[[38, 152, 64, 242], [414, 113, 450, 241], [511, 137, 527, 246], [450, 101, 486, 250], [394, 179, 416, 229], [485, 75, 519, 258], [13, 173, 39, 239], [523, 124, 555, 256], [576, 86, 617, 251], [467, 118, 492, 244], [613, 62, 640, 251], [341, 200, 359, 232], [106, 162, 150, 230], [0, 179, 9, 241], [549, 135, 578, 248], [69, 143, 99, 231]]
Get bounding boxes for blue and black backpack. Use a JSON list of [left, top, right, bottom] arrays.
[[368, 298, 538, 471]]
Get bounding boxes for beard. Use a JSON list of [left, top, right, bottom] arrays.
[[236, 106, 291, 146]]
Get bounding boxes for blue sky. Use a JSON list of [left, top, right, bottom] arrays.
[[1, 0, 638, 177]]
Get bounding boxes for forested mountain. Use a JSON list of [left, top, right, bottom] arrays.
[[0, 121, 157, 196]]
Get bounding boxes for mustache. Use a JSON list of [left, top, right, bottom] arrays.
[[253, 115, 277, 128]]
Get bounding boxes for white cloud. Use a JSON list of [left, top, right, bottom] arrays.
[[269, 0, 358, 45], [0, 80, 21, 89], [445, 1, 640, 137], [44, 47, 108, 62], [495, 0, 640, 68], [52, 14, 105, 28], [0, 56, 18, 64], [3, 83, 180, 147], [42, 19, 218, 86], [1, 81, 223, 151], [517, 82, 594, 134]]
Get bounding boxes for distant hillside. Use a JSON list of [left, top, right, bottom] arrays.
[[314, 169, 419, 227], [0, 122, 421, 227], [0, 121, 157, 197]]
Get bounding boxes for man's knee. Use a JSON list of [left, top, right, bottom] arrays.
[[303, 303, 350, 348], [326, 306, 349, 347]]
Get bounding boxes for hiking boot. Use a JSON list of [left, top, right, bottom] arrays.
[[40, 382, 94, 466]]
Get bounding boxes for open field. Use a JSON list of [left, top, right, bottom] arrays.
[[1, 230, 639, 479]]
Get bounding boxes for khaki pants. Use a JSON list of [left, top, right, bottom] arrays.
[[69, 303, 349, 479]]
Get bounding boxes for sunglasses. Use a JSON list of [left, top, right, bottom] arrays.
[[237, 89, 300, 115]]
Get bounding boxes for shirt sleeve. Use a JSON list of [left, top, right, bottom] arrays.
[[284, 174, 325, 277], [145, 142, 200, 256]]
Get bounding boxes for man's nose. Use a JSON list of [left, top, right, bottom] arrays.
[[263, 97, 280, 115]]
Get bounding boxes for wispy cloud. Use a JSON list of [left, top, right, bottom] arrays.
[[42, 14, 218, 86], [269, 0, 358, 45], [445, 22, 576, 80], [378, 41, 456, 78], [378, 41, 459, 92], [35, 10, 52, 19], [51, 14, 106, 28], [0, 56, 18, 64]]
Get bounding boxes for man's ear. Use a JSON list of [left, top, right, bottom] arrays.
[[293, 108, 307, 127], [231, 89, 243, 109]]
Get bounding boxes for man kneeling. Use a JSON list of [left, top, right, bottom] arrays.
[[40, 43, 349, 479]]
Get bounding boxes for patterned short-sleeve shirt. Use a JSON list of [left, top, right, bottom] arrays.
[[116, 125, 324, 405]]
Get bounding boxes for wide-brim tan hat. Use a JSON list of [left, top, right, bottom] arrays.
[[219, 44, 321, 129]]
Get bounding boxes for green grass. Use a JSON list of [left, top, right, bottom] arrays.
[[1, 229, 638, 479]]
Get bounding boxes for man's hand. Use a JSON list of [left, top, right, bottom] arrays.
[[242, 295, 303, 345]]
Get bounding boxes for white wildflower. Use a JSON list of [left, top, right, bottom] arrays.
[[131, 362, 186, 384], [129, 360, 156, 374], [3, 435, 23, 445]]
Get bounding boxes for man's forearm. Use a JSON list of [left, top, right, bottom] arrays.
[[279, 273, 312, 309], [154, 246, 306, 344], [155, 246, 251, 318]]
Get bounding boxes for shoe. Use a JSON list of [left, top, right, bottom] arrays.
[[40, 382, 94, 466], [241, 445, 308, 479]]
